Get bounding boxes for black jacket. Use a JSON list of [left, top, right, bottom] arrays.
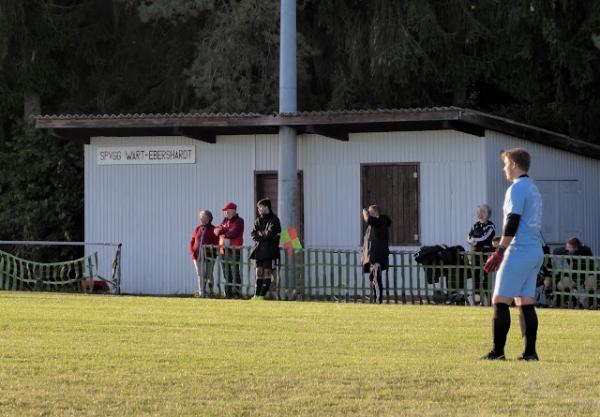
[[468, 220, 496, 251], [249, 213, 282, 261], [362, 215, 391, 272]]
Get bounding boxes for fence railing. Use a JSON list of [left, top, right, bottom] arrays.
[[0, 242, 122, 294], [1, 242, 597, 308], [200, 245, 600, 308]]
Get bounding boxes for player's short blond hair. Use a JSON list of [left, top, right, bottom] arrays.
[[501, 148, 531, 172]]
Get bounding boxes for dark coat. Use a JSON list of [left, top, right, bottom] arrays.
[[249, 213, 282, 261], [362, 215, 391, 272]]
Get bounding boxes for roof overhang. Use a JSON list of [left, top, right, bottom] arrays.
[[34, 107, 600, 159]]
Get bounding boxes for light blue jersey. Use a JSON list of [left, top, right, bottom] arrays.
[[495, 175, 544, 298], [502, 176, 543, 247]]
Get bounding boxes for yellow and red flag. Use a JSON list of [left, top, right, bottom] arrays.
[[280, 227, 302, 255]]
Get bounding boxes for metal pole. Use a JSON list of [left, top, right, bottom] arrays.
[[279, 0, 297, 113], [278, 0, 298, 231], [278, 0, 299, 299]]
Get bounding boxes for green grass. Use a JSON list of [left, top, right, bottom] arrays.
[[1, 293, 600, 417]]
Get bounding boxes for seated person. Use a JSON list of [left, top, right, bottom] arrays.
[[535, 245, 552, 307], [550, 237, 597, 307]]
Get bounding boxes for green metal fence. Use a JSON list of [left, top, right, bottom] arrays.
[[0, 249, 99, 292], [202, 245, 600, 308], [2, 242, 597, 308], [0, 244, 122, 294]]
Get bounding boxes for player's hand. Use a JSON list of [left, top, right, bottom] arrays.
[[484, 251, 503, 273]]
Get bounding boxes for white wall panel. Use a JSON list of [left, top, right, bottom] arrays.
[[86, 130, 490, 294], [484, 131, 600, 251]]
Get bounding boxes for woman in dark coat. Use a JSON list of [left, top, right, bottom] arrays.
[[362, 204, 392, 304], [249, 198, 281, 299]]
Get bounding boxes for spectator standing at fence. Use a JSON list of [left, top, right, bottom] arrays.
[[362, 205, 391, 304], [468, 204, 496, 305], [189, 210, 219, 298], [249, 198, 281, 300], [482, 148, 543, 361], [467, 204, 496, 251], [215, 202, 244, 298]]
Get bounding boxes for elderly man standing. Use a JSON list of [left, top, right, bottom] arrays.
[[189, 209, 219, 298], [215, 202, 245, 298]]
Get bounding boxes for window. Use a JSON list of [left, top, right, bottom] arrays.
[[361, 164, 420, 246]]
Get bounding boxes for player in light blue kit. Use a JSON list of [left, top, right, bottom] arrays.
[[482, 148, 543, 361]]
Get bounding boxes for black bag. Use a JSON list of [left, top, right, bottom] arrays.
[[414, 245, 445, 265], [415, 245, 447, 284], [415, 245, 469, 285]]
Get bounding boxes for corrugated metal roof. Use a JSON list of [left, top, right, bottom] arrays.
[[33, 107, 600, 160], [278, 106, 462, 116], [33, 106, 462, 120], [33, 111, 265, 120]]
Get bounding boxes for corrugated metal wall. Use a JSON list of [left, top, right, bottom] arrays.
[[484, 131, 600, 252], [85, 130, 488, 294], [299, 131, 487, 249]]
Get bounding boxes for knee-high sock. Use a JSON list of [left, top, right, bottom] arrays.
[[255, 278, 264, 296], [518, 305, 538, 356], [492, 303, 511, 355], [260, 275, 272, 296]]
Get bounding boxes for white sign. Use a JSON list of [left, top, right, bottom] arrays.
[[97, 146, 196, 165]]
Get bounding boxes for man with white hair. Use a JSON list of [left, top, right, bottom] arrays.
[[468, 204, 496, 305], [189, 209, 219, 297], [467, 204, 496, 251]]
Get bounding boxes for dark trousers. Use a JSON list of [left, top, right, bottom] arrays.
[[472, 254, 490, 297], [223, 251, 241, 298]]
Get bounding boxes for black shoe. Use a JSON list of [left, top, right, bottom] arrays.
[[481, 351, 505, 361], [517, 353, 539, 361]]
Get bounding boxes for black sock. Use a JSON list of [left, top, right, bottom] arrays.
[[260, 277, 271, 296], [492, 303, 511, 356], [255, 278, 264, 296], [519, 304, 538, 356]]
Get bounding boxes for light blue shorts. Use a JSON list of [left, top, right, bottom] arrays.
[[493, 245, 544, 298]]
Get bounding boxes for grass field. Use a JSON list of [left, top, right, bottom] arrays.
[[1, 293, 599, 417]]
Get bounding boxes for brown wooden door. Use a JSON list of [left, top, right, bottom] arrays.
[[361, 164, 420, 246], [255, 172, 304, 239]]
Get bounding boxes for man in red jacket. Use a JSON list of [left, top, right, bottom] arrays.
[[189, 209, 219, 297], [214, 202, 244, 298]]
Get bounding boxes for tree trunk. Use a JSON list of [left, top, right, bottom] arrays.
[[24, 90, 41, 131]]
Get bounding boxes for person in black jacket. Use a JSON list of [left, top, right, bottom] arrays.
[[249, 198, 281, 300], [467, 204, 496, 251], [362, 205, 392, 304], [467, 204, 496, 305]]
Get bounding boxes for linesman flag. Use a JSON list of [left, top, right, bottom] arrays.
[[280, 227, 302, 255]]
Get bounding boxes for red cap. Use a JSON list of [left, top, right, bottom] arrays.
[[222, 202, 237, 211]]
